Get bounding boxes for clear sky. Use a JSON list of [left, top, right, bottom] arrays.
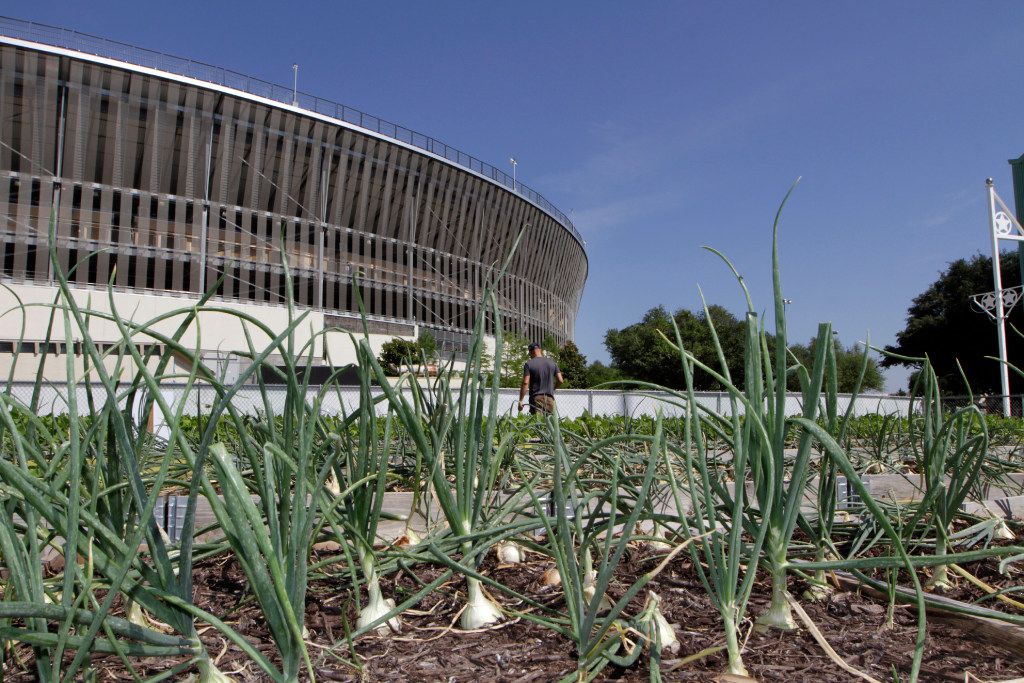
[[8, 2, 1024, 391]]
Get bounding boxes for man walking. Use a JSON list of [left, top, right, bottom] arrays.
[[518, 342, 563, 414]]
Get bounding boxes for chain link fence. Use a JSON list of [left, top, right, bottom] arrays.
[[3, 381, 916, 422], [942, 395, 1024, 418]]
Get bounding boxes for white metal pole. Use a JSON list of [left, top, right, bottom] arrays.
[[987, 178, 1013, 417], [292, 64, 299, 106]]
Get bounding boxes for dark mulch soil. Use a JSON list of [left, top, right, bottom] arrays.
[[5, 544, 1024, 682]]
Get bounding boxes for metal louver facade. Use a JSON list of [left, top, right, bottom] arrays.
[[0, 31, 587, 348]]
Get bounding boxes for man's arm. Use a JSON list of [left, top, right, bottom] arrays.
[[555, 371, 564, 389], [518, 371, 530, 412]]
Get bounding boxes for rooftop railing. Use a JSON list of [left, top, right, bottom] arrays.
[[0, 15, 584, 248]]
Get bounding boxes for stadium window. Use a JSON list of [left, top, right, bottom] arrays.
[[72, 184, 81, 209], [25, 245, 36, 280], [145, 258, 156, 290], [7, 178, 18, 204], [150, 196, 158, 219], [127, 255, 137, 285], [112, 192, 122, 241], [2, 242, 13, 274], [93, 188, 102, 212], [167, 201, 176, 223], [0, 341, 12, 354], [19, 341, 35, 354], [185, 201, 193, 224], [30, 179, 40, 207]]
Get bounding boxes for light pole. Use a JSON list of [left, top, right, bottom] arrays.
[[292, 64, 299, 106], [986, 178, 1013, 416], [509, 157, 517, 193]]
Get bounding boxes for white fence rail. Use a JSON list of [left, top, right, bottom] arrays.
[[3, 382, 915, 421]]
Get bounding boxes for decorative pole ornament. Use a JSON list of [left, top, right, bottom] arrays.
[[977, 178, 1024, 416]]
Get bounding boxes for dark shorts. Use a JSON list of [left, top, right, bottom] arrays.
[[530, 394, 555, 415]]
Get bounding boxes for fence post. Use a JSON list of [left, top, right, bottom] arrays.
[[621, 391, 628, 418], [588, 390, 594, 416]]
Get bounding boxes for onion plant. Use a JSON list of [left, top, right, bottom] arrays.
[[900, 357, 987, 590], [526, 414, 692, 681], [662, 310, 774, 677], [360, 232, 545, 630], [322, 340, 402, 636], [803, 335, 878, 600], [697, 186, 831, 631], [0, 215, 238, 680]]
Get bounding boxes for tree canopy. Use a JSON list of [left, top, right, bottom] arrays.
[[882, 252, 1024, 394], [787, 338, 884, 393], [604, 304, 883, 393], [499, 330, 531, 387], [378, 338, 420, 373], [555, 341, 588, 388], [604, 305, 750, 390]]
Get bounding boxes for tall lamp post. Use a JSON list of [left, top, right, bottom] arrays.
[[292, 64, 299, 106], [509, 157, 517, 193]]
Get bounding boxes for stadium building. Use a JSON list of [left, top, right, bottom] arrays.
[[0, 17, 587, 380]]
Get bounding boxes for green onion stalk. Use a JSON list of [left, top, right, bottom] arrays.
[[700, 182, 831, 631], [659, 308, 776, 677], [526, 414, 689, 681], [0, 214, 244, 680], [327, 340, 402, 636], [901, 358, 987, 591], [804, 334, 875, 601], [85, 241, 339, 681], [364, 234, 529, 630], [198, 266, 351, 681]]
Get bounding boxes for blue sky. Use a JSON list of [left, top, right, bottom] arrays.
[[10, 2, 1024, 390]]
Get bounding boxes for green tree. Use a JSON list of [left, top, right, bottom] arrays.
[[787, 338, 884, 393], [583, 361, 623, 387], [499, 330, 531, 388], [379, 338, 419, 374], [555, 340, 588, 388], [882, 252, 1024, 393], [417, 329, 438, 361], [541, 333, 560, 356], [604, 305, 752, 390]]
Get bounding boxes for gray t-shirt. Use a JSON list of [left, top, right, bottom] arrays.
[[524, 356, 560, 398]]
